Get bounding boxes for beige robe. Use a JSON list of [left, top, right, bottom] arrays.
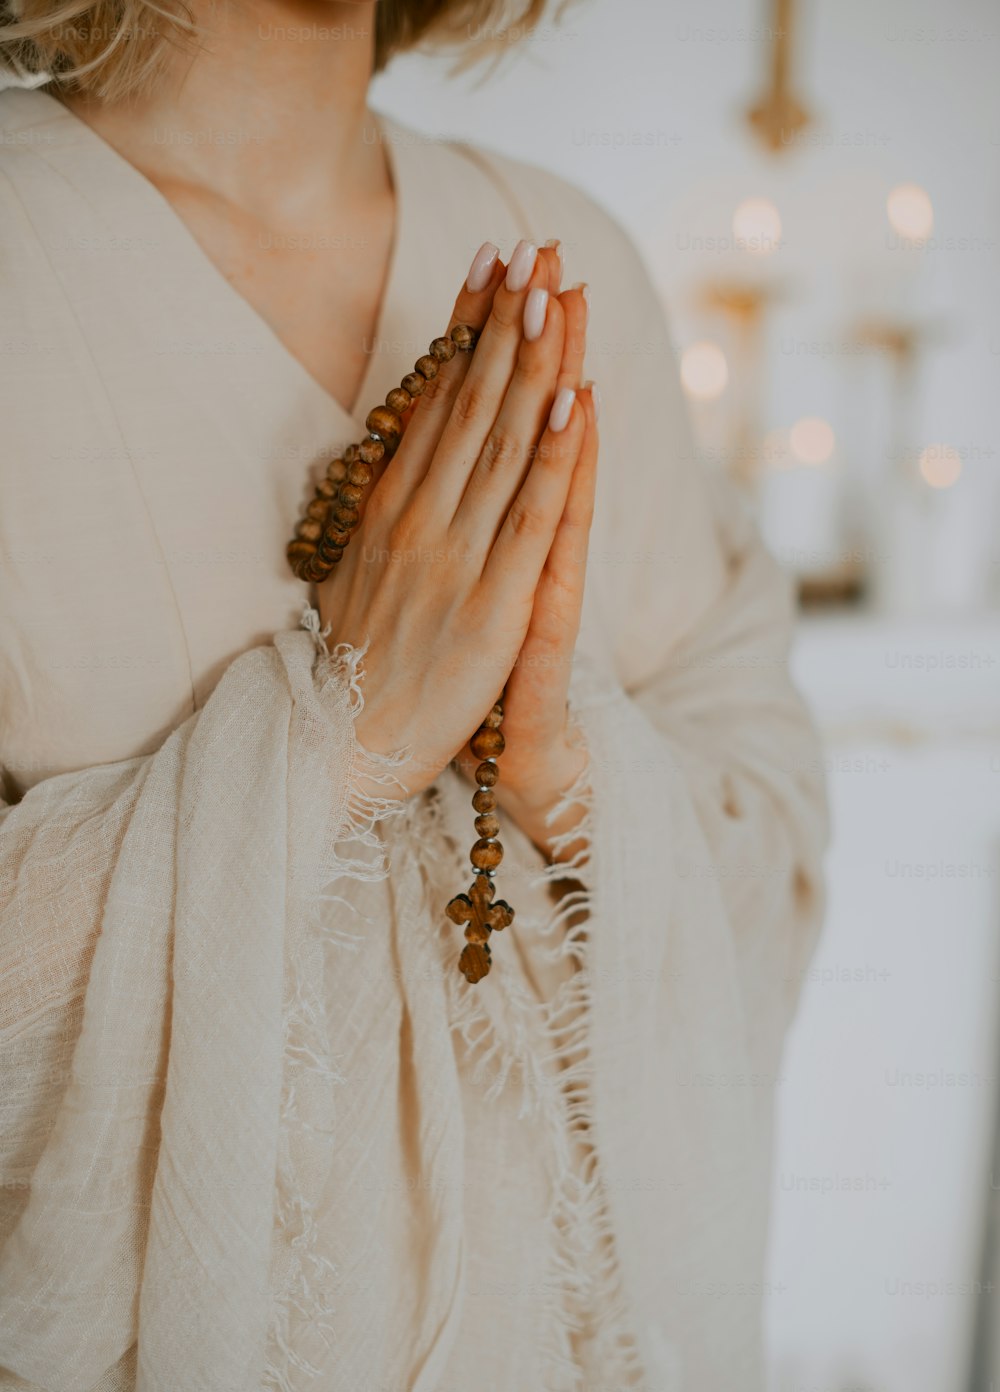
[[0, 85, 828, 1391]]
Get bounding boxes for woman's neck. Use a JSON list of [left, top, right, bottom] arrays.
[[62, 0, 384, 226]]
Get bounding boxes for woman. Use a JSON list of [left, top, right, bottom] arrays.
[[0, 1, 827, 1388]]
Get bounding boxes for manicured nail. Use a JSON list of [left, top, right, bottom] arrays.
[[544, 237, 564, 274], [505, 239, 537, 292], [524, 287, 549, 341], [572, 281, 590, 317], [466, 241, 499, 292], [585, 379, 601, 422], [549, 387, 576, 433]]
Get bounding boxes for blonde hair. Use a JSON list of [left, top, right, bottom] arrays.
[[0, 0, 559, 103]]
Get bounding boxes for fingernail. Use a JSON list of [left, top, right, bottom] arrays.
[[466, 241, 499, 292], [585, 379, 601, 422], [549, 386, 576, 433], [544, 237, 564, 270], [524, 287, 549, 341], [572, 281, 590, 317], [505, 239, 537, 292]]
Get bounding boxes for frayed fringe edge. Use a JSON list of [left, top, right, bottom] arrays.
[[441, 709, 647, 1390], [262, 609, 412, 1391], [534, 725, 647, 1390], [307, 605, 412, 882], [265, 637, 644, 1391]]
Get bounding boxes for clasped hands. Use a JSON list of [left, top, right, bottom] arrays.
[[317, 237, 598, 860]]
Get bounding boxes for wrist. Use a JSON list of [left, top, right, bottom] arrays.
[[496, 732, 588, 863]]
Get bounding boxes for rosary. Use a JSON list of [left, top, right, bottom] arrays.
[[287, 324, 514, 984]]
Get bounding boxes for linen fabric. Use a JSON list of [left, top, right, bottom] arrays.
[[0, 86, 827, 1391]]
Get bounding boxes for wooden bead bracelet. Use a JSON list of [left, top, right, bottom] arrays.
[[287, 323, 515, 983]]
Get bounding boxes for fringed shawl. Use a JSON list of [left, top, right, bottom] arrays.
[[0, 84, 828, 1392]]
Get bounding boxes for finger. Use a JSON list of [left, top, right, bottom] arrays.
[[450, 261, 584, 553], [376, 241, 507, 505], [422, 239, 549, 508], [452, 283, 567, 554], [528, 381, 599, 649], [541, 238, 564, 294], [482, 386, 585, 593], [496, 384, 598, 732], [564, 380, 599, 533], [407, 240, 560, 498], [557, 282, 589, 392]]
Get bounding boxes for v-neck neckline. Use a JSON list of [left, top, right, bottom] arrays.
[[26, 87, 408, 432]]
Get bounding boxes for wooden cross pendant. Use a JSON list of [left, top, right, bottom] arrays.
[[447, 874, 515, 983]]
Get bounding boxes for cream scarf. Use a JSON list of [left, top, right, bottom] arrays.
[[0, 482, 827, 1391]]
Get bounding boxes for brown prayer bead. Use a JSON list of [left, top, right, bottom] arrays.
[[318, 541, 344, 565], [306, 497, 331, 522], [287, 539, 316, 567], [429, 336, 457, 362], [303, 555, 330, 583], [359, 437, 385, 466], [325, 528, 351, 548], [451, 324, 476, 351], [339, 482, 364, 507], [347, 459, 374, 487], [401, 372, 425, 397], [327, 458, 347, 483], [386, 387, 411, 414], [474, 813, 500, 839], [296, 518, 323, 543], [472, 788, 497, 814], [471, 838, 503, 871], [316, 477, 338, 500], [475, 761, 499, 788], [332, 504, 360, 530], [415, 355, 438, 380], [483, 703, 504, 730], [366, 406, 402, 447], [470, 727, 505, 760], [344, 443, 360, 465]]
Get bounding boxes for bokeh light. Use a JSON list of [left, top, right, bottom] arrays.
[[887, 183, 934, 241], [680, 341, 729, 401], [918, 443, 962, 489], [733, 197, 783, 255], [789, 417, 836, 465]]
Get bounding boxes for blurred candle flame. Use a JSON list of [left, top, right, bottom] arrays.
[[887, 183, 934, 242], [789, 417, 836, 466], [680, 341, 729, 401], [733, 197, 783, 256], [918, 443, 962, 489]]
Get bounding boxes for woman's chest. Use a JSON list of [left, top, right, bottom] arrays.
[[148, 175, 396, 412], [0, 326, 337, 791]]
